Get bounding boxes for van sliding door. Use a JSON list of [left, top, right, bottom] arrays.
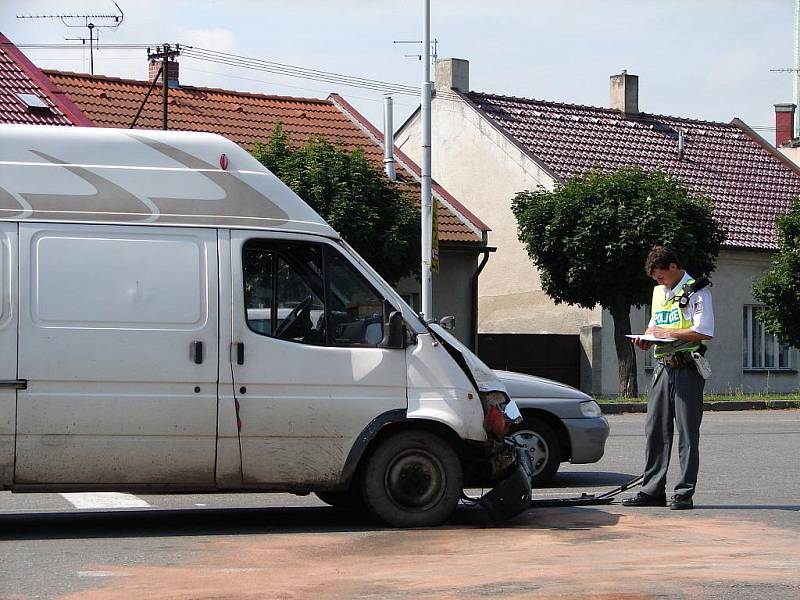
[[15, 224, 219, 486]]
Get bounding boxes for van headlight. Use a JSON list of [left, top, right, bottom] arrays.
[[480, 391, 521, 440], [579, 400, 602, 418]]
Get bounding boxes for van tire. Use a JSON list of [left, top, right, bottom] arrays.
[[362, 430, 462, 528]]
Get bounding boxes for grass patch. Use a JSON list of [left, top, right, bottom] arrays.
[[595, 393, 800, 405]]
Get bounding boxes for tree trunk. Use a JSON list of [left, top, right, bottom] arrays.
[[610, 304, 638, 397]]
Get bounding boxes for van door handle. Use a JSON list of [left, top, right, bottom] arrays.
[[235, 342, 245, 365], [190, 341, 204, 364], [0, 379, 27, 390]]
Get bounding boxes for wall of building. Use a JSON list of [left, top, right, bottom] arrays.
[[595, 249, 799, 396], [396, 98, 600, 335], [394, 245, 478, 347], [778, 145, 800, 167]]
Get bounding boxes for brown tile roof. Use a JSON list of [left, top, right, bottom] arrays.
[[464, 91, 800, 250], [0, 33, 93, 127], [43, 69, 483, 244]]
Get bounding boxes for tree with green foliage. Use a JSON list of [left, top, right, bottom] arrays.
[[511, 167, 725, 397], [753, 198, 800, 348], [252, 123, 420, 285]]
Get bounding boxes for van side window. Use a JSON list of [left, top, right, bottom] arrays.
[[243, 242, 325, 344], [242, 240, 384, 347], [326, 250, 383, 346]]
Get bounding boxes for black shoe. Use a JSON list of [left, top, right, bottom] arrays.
[[670, 494, 694, 510], [621, 492, 667, 507]]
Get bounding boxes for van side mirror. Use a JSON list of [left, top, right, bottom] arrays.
[[438, 315, 456, 331], [379, 301, 406, 349]]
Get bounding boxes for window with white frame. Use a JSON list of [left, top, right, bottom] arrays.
[[742, 305, 793, 370]]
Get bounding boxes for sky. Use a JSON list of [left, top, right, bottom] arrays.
[[2, 0, 797, 140]]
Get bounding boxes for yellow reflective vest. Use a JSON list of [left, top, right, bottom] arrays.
[[650, 278, 702, 359]]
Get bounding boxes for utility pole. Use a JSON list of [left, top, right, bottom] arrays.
[[420, 0, 433, 320], [147, 44, 181, 130]]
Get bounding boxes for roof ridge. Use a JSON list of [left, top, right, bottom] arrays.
[[43, 69, 334, 105], [467, 91, 737, 128]]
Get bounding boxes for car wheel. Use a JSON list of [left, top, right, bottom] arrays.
[[315, 485, 364, 511], [510, 418, 562, 486], [362, 430, 463, 528]]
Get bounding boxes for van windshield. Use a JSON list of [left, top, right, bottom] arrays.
[[335, 239, 425, 333]]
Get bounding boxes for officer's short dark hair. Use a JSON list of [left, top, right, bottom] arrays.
[[645, 246, 681, 275]]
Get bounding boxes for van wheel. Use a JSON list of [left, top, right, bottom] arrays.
[[362, 430, 462, 528], [315, 485, 364, 511], [509, 418, 561, 486]]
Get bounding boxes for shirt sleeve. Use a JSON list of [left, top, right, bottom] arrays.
[[689, 289, 714, 337]]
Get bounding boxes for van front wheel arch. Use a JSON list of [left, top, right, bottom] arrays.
[[362, 429, 463, 528]]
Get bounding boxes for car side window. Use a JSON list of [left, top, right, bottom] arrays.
[[326, 249, 384, 347], [243, 241, 325, 344]]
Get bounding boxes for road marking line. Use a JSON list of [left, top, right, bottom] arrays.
[[77, 571, 128, 578], [60, 492, 151, 509]]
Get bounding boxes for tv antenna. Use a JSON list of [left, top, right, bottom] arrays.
[[393, 39, 438, 62], [769, 0, 800, 133], [16, 1, 124, 75]]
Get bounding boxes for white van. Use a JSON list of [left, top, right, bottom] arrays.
[[0, 125, 530, 527]]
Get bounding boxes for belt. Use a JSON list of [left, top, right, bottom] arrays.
[[657, 352, 694, 368]]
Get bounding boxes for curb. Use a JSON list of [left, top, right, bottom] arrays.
[[600, 400, 800, 414]]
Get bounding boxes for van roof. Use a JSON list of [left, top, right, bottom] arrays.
[[0, 124, 338, 237]]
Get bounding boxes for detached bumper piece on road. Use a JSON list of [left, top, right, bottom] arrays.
[[478, 445, 533, 524]]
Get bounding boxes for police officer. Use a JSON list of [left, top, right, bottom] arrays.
[[623, 246, 714, 510]]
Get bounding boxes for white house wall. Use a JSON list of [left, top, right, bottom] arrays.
[[395, 246, 477, 347], [396, 98, 600, 334]]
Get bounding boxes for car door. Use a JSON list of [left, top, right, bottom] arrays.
[[0, 223, 18, 488], [229, 232, 406, 486], [14, 224, 219, 485]]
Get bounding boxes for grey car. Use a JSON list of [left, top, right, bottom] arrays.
[[496, 370, 610, 485]]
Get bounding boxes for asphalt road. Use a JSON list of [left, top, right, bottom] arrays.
[[1, 410, 798, 600]]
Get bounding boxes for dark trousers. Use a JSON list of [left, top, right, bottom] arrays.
[[641, 361, 705, 498]]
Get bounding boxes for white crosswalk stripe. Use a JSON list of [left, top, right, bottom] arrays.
[[59, 492, 151, 509]]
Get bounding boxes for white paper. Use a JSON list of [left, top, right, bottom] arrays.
[[625, 334, 678, 344]]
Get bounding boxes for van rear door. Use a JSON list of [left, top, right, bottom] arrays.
[[0, 223, 18, 488], [15, 224, 219, 486]]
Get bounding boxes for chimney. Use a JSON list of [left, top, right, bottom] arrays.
[[610, 70, 639, 115], [774, 103, 796, 147], [149, 59, 180, 88], [435, 58, 469, 93]]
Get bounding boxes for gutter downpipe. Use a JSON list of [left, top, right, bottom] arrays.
[[420, 0, 433, 320], [470, 246, 496, 352]]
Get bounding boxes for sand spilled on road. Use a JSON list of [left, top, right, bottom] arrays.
[[60, 507, 800, 599]]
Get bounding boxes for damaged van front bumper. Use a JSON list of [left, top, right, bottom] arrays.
[[480, 444, 532, 523], [475, 442, 533, 524]]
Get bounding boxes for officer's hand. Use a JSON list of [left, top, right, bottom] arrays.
[[652, 326, 673, 339], [632, 337, 653, 350]]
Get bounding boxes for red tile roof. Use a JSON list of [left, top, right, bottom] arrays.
[[464, 91, 800, 250], [43, 69, 482, 244], [0, 33, 93, 126]]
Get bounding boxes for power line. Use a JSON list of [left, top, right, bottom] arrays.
[[14, 42, 463, 101]]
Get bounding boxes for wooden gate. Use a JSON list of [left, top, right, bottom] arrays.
[[477, 333, 580, 388]]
